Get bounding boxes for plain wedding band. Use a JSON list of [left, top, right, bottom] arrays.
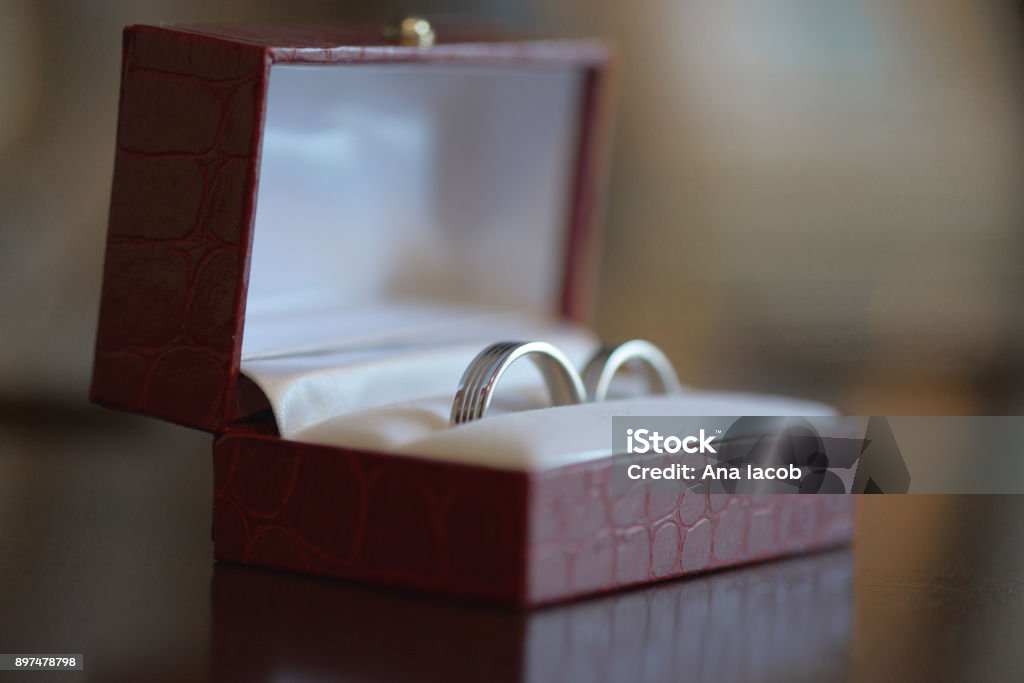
[[450, 341, 586, 426], [581, 339, 682, 402]]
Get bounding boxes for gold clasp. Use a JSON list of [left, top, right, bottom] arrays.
[[384, 16, 436, 48]]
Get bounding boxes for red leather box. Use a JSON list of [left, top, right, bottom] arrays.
[[91, 23, 853, 605]]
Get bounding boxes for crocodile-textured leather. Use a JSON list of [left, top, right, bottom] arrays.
[[213, 430, 854, 605], [90, 24, 611, 432], [91, 27, 266, 431]]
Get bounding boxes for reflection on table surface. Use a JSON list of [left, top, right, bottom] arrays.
[[211, 551, 851, 683], [2, 407, 1024, 682]]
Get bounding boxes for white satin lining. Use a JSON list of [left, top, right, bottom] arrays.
[[239, 309, 835, 471], [244, 64, 583, 358], [239, 312, 599, 436], [292, 391, 836, 471]]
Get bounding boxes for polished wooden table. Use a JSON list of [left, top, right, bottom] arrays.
[[1, 404, 1021, 682]]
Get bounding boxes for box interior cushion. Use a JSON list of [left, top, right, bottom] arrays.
[[240, 308, 834, 471], [240, 311, 599, 436], [244, 62, 586, 360], [292, 390, 837, 471]]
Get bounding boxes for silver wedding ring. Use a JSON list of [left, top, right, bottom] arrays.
[[450, 341, 586, 426], [582, 339, 682, 402]]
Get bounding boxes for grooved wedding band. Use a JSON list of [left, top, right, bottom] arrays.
[[582, 339, 683, 402], [450, 341, 586, 426]]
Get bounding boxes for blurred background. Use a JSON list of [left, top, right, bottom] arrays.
[[1, 0, 1024, 414]]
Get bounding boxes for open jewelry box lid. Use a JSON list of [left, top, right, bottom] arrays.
[[90, 22, 613, 433]]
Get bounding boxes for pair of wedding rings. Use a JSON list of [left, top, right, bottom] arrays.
[[450, 339, 682, 426]]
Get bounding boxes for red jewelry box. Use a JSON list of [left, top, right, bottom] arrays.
[[90, 22, 853, 605]]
